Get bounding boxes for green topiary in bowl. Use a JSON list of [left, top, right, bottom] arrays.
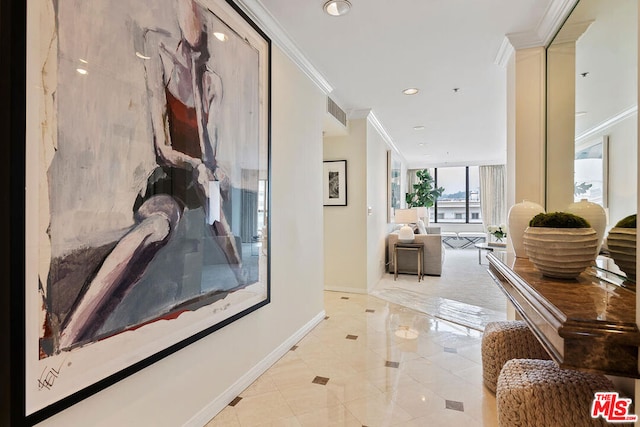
[[524, 212, 597, 279], [614, 214, 636, 228], [529, 212, 591, 228]]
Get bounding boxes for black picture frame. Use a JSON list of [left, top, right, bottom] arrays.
[[6, 0, 271, 424], [3, 1, 27, 425], [323, 160, 348, 206]]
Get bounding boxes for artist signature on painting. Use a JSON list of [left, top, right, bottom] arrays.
[[38, 361, 66, 391], [211, 303, 231, 314]]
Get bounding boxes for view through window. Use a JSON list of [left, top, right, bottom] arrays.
[[432, 166, 481, 223]]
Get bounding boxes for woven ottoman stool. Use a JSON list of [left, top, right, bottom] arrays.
[[481, 320, 551, 393], [497, 359, 616, 427]]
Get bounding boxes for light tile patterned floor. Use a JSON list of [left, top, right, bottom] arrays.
[[206, 290, 498, 426]]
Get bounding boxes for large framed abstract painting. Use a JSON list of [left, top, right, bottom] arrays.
[[323, 160, 347, 206], [19, 0, 270, 423]]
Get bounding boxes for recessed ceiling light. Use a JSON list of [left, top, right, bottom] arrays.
[[76, 68, 88, 75], [213, 32, 228, 41], [403, 88, 419, 95], [413, 125, 425, 130], [324, 0, 351, 16], [418, 143, 425, 146], [576, 111, 587, 117]]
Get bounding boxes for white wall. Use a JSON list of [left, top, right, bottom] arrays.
[[323, 119, 368, 293], [366, 120, 391, 290], [604, 117, 638, 229], [36, 45, 326, 427]]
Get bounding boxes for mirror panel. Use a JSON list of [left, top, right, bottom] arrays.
[[546, 0, 637, 285], [546, 0, 637, 227]]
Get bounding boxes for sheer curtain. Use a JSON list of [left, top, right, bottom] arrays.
[[479, 165, 506, 231], [406, 169, 419, 200]]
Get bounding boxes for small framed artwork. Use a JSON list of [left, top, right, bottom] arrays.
[[323, 160, 348, 206]]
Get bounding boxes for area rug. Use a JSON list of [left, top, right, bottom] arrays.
[[371, 248, 507, 331]]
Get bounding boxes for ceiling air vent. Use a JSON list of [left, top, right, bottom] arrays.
[[327, 97, 347, 127]]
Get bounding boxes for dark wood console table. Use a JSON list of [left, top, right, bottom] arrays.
[[487, 251, 640, 378]]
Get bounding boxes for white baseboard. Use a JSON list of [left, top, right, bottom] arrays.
[[324, 285, 368, 294], [184, 310, 326, 427]]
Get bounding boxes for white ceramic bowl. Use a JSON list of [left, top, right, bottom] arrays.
[[606, 227, 636, 282], [523, 227, 598, 279]]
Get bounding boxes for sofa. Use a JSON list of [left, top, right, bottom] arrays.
[[388, 229, 444, 276]]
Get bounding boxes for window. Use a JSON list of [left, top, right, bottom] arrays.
[[468, 166, 481, 223], [433, 166, 482, 224]]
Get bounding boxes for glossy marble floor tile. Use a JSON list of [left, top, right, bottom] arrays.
[[206, 289, 498, 427]]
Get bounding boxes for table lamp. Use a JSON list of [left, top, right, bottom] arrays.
[[415, 206, 428, 225], [395, 208, 418, 242]]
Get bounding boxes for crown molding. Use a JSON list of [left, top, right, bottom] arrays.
[[507, 0, 578, 49], [232, 0, 334, 94], [551, 20, 593, 45], [366, 112, 404, 158], [575, 105, 638, 145], [494, 37, 515, 67], [348, 108, 371, 120], [536, 0, 579, 47], [338, 109, 403, 159], [495, 0, 578, 66], [505, 30, 544, 50]]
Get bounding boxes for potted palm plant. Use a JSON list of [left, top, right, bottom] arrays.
[[523, 212, 598, 279]]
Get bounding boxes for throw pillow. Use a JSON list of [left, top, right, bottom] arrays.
[[416, 219, 427, 235]]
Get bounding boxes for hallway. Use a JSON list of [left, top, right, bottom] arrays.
[[206, 253, 503, 426]]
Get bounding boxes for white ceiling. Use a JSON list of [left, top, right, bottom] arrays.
[[247, 0, 568, 168]]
